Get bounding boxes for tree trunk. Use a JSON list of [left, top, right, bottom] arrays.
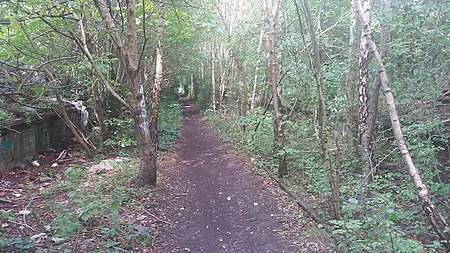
[[193, 74, 199, 100], [357, 0, 372, 171], [201, 61, 204, 80], [300, 0, 341, 219], [251, 23, 265, 110], [353, 0, 450, 245], [145, 1, 164, 186], [365, 0, 391, 165], [345, 0, 358, 148], [92, 79, 109, 141], [241, 78, 248, 118], [266, 0, 287, 177], [211, 43, 217, 112], [95, 0, 157, 186], [218, 45, 226, 115]]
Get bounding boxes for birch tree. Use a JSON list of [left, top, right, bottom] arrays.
[[357, 0, 373, 187], [149, 0, 164, 172], [353, 0, 450, 245], [344, 0, 358, 148]]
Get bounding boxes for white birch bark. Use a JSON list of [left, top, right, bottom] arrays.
[[353, 0, 450, 243]]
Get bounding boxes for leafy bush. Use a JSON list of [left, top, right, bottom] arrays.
[[205, 105, 441, 252], [158, 99, 181, 151], [104, 118, 138, 150], [103, 94, 181, 152]]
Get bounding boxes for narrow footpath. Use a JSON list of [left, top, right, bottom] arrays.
[[154, 99, 300, 252]]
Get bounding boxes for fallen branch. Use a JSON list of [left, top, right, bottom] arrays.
[[2, 126, 21, 134], [144, 210, 172, 226], [174, 192, 190, 197], [7, 220, 35, 231], [53, 150, 68, 163], [22, 200, 33, 230], [0, 198, 13, 203], [259, 165, 327, 226]]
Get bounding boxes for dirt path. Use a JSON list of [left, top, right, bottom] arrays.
[[154, 99, 298, 253]]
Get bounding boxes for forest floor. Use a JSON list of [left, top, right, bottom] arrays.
[[0, 98, 331, 252], [152, 98, 330, 252]]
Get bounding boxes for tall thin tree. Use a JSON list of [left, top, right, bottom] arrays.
[[266, 0, 288, 177], [353, 0, 450, 245], [296, 0, 341, 219]]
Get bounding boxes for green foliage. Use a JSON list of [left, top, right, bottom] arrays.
[[206, 104, 446, 251], [207, 108, 274, 157], [332, 192, 427, 252], [2, 158, 155, 252], [102, 94, 181, 153], [0, 235, 38, 252], [47, 160, 148, 248], [158, 97, 182, 151], [0, 108, 13, 122], [0, 210, 16, 221], [1, 0, 449, 251], [104, 118, 138, 150], [63, 166, 86, 180], [53, 210, 82, 235]]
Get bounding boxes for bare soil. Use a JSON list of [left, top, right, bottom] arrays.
[[152, 99, 325, 253], [0, 99, 330, 252]]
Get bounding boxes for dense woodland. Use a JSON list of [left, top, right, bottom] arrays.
[[1, 0, 449, 252]]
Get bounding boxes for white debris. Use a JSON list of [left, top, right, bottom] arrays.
[[51, 237, 64, 243], [31, 233, 47, 241], [18, 210, 31, 215], [347, 197, 358, 205], [136, 214, 147, 220], [31, 160, 40, 167], [51, 162, 58, 168], [226, 196, 231, 201], [64, 99, 89, 126]]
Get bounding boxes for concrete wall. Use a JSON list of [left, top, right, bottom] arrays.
[[0, 108, 82, 173]]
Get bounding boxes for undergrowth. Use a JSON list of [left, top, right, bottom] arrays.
[[0, 161, 154, 252], [0, 95, 182, 252], [204, 107, 450, 252], [103, 94, 181, 154]]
